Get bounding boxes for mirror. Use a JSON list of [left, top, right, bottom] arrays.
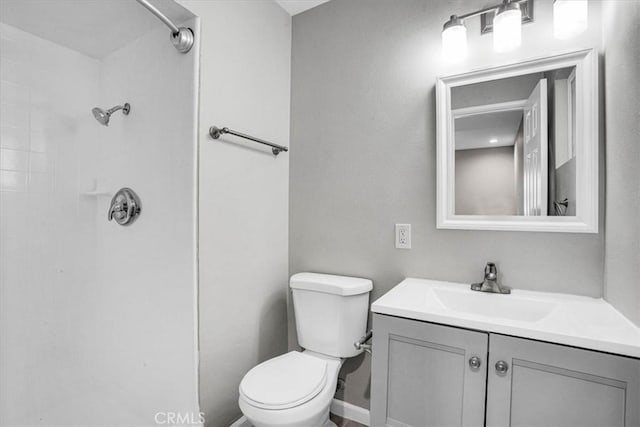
[[436, 49, 598, 233]]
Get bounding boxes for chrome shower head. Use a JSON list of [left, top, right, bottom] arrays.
[[92, 107, 109, 125], [92, 103, 130, 126]]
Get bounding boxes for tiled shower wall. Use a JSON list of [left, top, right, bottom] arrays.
[[0, 22, 101, 423], [0, 19, 200, 425]]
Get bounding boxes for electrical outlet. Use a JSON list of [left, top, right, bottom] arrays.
[[395, 224, 411, 249]]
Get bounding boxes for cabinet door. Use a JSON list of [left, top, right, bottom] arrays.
[[487, 334, 640, 427], [371, 314, 488, 427]]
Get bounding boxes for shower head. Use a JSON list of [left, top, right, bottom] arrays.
[[92, 107, 109, 125], [92, 103, 130, 126]]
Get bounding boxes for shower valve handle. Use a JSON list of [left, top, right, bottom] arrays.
[[108, 202, 125, 221], [108, 188, 141, 226]]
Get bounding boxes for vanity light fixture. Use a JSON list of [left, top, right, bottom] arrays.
[[442, 0, 531, 61], [553, 0, 588, 40], [442, 0, 590, 60]]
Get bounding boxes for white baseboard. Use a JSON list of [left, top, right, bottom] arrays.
[[330, 398, 370, 426], [228, 416, 251, 427], [227, 399, 370, 427]]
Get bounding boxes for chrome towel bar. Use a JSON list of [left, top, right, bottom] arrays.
[[209, 126, 289, 156]]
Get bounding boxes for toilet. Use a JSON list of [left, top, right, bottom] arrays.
[[238, 272, 373, 427]]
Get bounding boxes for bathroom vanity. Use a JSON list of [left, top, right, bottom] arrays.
[[370, 279, 640, 427]]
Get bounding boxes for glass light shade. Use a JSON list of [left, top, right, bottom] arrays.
[[442, 24, 467, 62], [493, 7, 522, 53], [553, 0, 588, 40]]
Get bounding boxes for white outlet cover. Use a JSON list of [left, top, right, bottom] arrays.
[[395, 224, 411, 249]]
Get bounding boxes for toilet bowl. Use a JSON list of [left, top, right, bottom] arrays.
[[239, 351, 342, 427], [237, 273, 372, 427]]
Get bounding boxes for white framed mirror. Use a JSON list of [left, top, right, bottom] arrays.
[[436, 49, 598, 233]]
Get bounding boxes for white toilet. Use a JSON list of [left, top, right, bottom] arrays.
[[238, 272, 373, 427]]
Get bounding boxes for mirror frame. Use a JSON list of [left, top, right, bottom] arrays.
[[436, 49, 598, 233]]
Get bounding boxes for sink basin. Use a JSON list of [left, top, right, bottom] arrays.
[[371, 278, 640, 358], [433, 287, 557, 322]]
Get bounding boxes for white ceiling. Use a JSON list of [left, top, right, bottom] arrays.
[[0, 0, 195, 58], [455, 110, 524, 151], [275, 0, 331, 16]]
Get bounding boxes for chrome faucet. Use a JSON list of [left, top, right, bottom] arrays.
[[471, 262, 510, 294]]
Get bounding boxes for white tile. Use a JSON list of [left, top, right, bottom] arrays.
[[0, 37, 22, 62], [0, 148, 29, 171], [28, 171, 53, 193], [29, 131, 47, 152], [0, 170, 28, 192], [29, 151, 50, 173], [0, 104, 29, 128], [0, 81, 29, 107], [0, 58, 22, 84], [1, 126, 29, 150], [29, 108, 49, 131]]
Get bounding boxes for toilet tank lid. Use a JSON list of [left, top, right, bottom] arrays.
[[290, 272, 373, 296]]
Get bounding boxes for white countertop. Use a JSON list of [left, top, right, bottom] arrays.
[[371, 278, 640, 358]]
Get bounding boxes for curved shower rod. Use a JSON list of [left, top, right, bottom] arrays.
[[135, 0, 194, 53]]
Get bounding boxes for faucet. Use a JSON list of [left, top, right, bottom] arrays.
[[471, 262, 510, 294]]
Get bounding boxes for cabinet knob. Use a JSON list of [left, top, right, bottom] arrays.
[[495, 360, 509, 375], [468, 356, 482, 371]]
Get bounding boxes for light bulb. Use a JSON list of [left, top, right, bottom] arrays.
[[553, 0, 588, 40], [493, 2, 522, 53], [442, 15, 467, 62]]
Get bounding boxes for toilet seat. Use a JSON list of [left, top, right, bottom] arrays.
[[239, 351, 328, 410]]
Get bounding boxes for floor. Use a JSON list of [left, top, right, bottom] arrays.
[[329, 413, 366, 427]]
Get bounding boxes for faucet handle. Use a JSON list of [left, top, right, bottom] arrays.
[[485, 262, 497, 280], [107, 188, 141, 226], [108, 202, 125, 221], [472, 262, 510, 294]]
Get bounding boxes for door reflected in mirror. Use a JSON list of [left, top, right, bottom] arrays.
[[453, 67, 576, 217]]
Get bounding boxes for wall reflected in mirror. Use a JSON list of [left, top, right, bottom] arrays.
[[452, 67, 576, 216]]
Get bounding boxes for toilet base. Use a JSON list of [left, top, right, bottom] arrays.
[[245, 417, 336, 427], [241, 404, 331, 427]]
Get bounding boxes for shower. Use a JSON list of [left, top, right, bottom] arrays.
[[0, 0, 200, 425], [92, 103, 131, 126]]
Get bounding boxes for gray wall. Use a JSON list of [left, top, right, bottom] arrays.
[[603, 0, 640, 327], [290, 0, 605, 409], [455, 146, 517, 215], [179, 1, 292, 425]]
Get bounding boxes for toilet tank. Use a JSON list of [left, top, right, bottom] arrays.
[[290, 272, 373, 358]]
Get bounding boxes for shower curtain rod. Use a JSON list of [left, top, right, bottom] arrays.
[[134, 0, 194, 53]]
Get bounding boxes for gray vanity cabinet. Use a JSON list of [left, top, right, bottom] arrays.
[[370, 314, 489, 427], [371, 314, 640, 427], [486, 334, 640, 427]]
